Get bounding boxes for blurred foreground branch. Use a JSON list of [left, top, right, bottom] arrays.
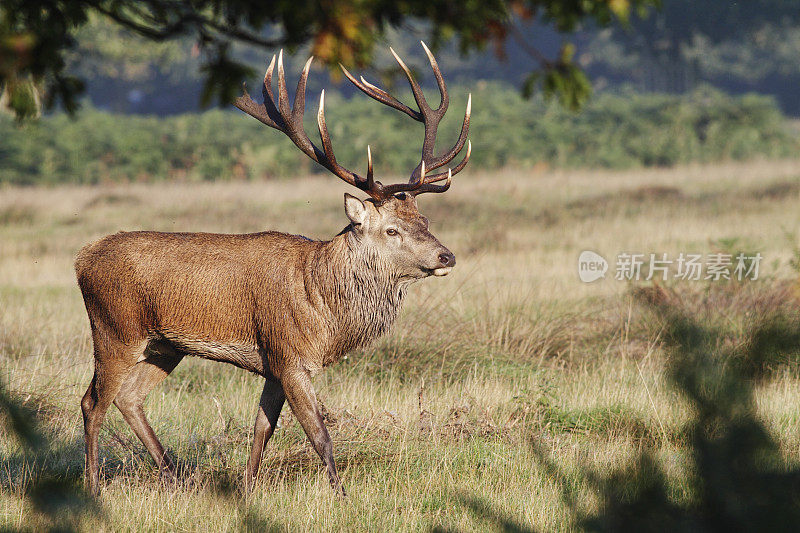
[[0, 0, 657, 119]]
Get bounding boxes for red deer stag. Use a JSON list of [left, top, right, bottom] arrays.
[[76, 42, 470, 497]]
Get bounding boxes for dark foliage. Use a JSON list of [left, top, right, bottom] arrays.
[[0, 0, 657, 119]]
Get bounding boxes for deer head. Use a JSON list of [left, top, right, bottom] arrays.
[[234, 42, 470, 279]]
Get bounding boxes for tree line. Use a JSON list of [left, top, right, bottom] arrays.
[[2, 84, 795, 185]]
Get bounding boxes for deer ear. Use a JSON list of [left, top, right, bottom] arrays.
[[344, 193, 368, 226]]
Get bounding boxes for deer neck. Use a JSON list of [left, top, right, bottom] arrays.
[[313, 229, 409, 352]]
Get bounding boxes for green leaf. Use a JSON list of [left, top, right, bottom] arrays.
[[2, 79, 39, 121]]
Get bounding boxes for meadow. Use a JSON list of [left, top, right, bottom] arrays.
[[2, 159, 800, 531]]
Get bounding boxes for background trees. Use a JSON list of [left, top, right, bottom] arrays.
[[1, 0, 656, 118], [5, 1, 799, 119]]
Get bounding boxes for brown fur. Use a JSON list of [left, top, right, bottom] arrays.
[[76, 193, 455, 496]]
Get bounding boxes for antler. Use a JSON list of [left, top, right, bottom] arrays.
[[234, 44, 470, 201], [234, 51, 383, 199], [341, 42, 471, 193]]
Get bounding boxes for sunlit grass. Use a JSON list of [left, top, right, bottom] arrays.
[[2, 159, 800, 530]]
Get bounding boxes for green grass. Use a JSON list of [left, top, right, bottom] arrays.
[[2, 159, 800, 530]]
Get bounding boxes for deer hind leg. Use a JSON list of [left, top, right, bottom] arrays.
[[81, 337, 140, 496], [244, 378, 285, 493], [113, 348, 184, 481], [281, 369, 345, 497]]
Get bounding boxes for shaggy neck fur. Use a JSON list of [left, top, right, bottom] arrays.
[[310, 226, 411, 356]]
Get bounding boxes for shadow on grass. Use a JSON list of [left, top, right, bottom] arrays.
[[434, 288, 800, 532], [0, 383, 288, 531], [432, 492, 536, 533], [199, 471, 285, 532], [0, 383, 100, 532]]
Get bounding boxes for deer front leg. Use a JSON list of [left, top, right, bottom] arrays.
[[281, 368, 346, 497], [244, 378, 285, 493]]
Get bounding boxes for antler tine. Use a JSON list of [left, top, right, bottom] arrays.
[[366, 145, 375, 191], [419, 140, 471, 184], [316, 90, 338, 167], [420, 41, 448, 113], [426, 93, 471, 172], [339, 64, 421, 121], [380, 160, 426, 197], [381, 158, 452, 196], [259, 55, 284, 128], [389, 46, 431, 114], [292, 57, 314, 122], [276, 50, 292, 118], [233, 55, 280, 129], [394, 161, 454, 195], [415, 167, 453, 195], [317, 90, 382, 198]]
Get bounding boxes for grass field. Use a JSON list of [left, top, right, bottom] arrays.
[[2, 159, 800, 531]]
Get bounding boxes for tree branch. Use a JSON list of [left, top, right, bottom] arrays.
[[509, 23, 553, 69], [88, 1, 285, 49]]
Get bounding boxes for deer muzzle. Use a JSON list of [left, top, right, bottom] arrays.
[[432, 250, 456, 276]]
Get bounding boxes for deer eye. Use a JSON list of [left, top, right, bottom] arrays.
[[385, 228, 399, 236]]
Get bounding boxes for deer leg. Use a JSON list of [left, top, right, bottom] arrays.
[[113, 352, 184, 481], [81, 339, 138, 496], [244, 378, 285, 493], [281, 369, 345, 497]]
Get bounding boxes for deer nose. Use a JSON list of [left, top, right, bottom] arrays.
[[438, 251, 456, 268]]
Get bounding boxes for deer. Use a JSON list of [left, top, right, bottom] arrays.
[[76, 42, 470, 497]]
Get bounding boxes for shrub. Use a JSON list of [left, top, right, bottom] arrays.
[[1, 85, 796, 185]]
